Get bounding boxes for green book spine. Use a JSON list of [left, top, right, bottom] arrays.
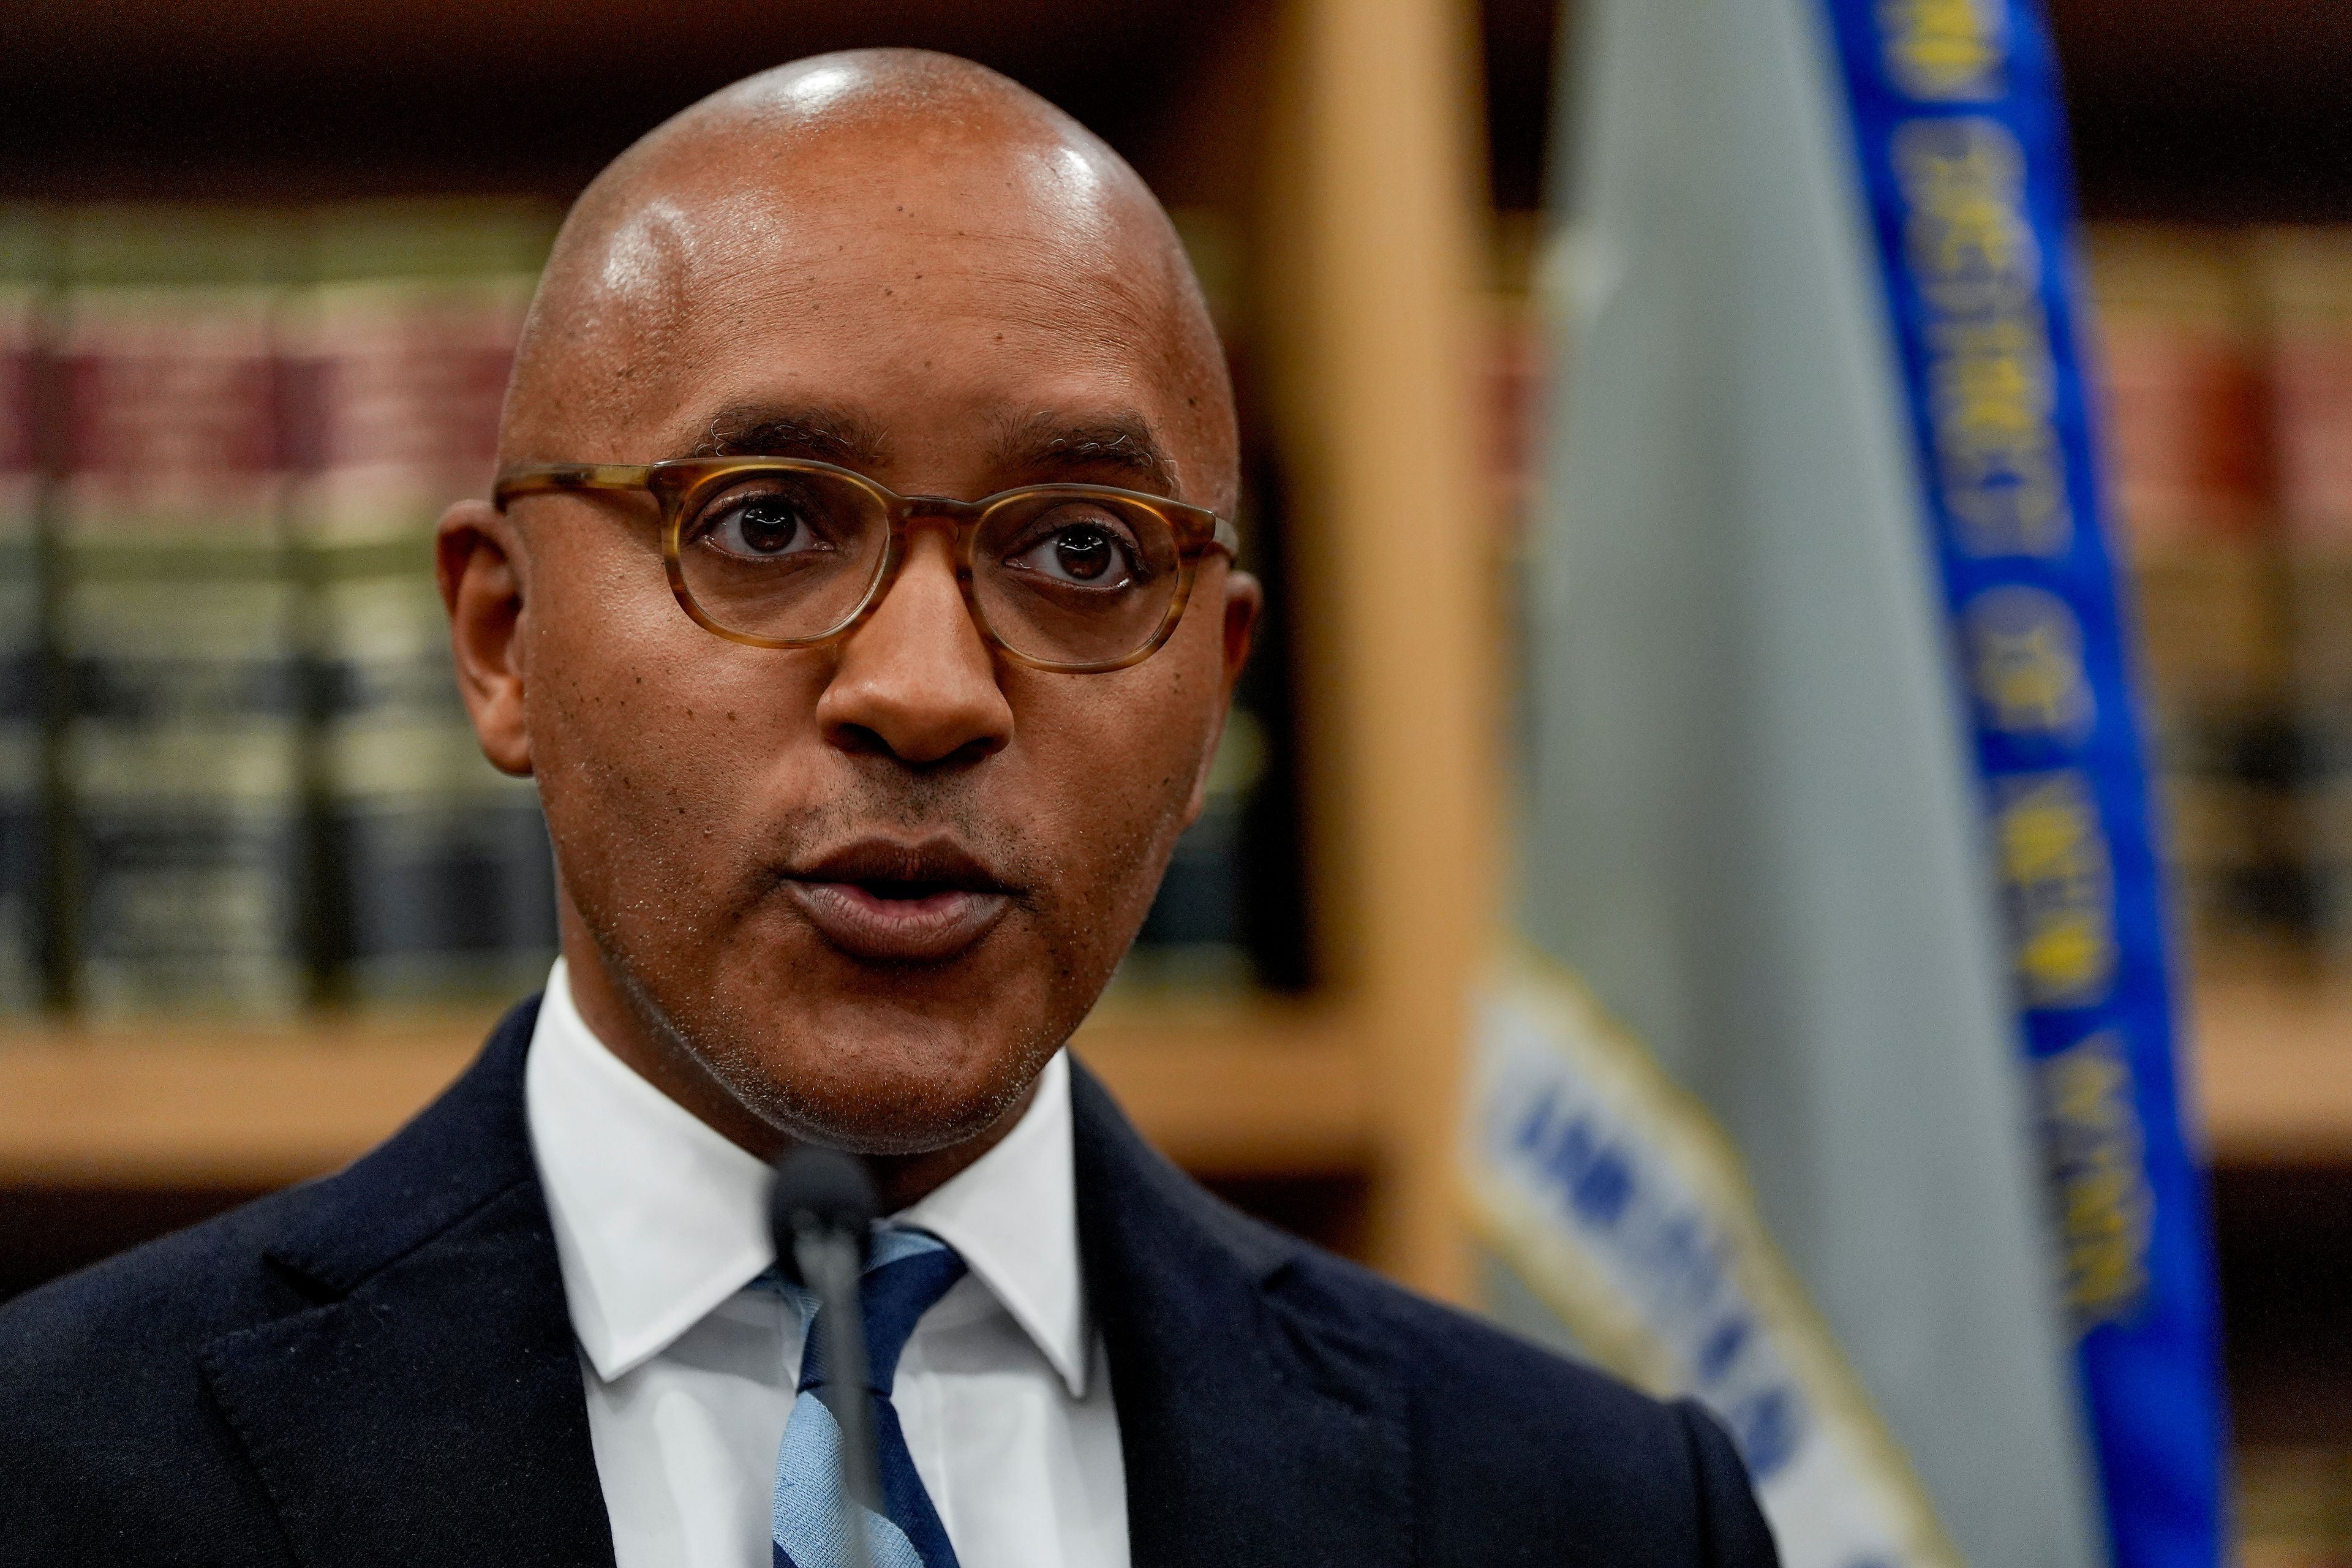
[[55, 205, 305, 1018], [0, 208, 51, 1014], [1115, 208, 1300, 995], [2255, 227, 2352, 968], [287, 198, 561, 1005]]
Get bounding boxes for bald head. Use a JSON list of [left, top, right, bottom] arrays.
[[504, 48, 1238, 514]]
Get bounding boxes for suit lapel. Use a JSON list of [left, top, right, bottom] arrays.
[[201, 1000, 615, 1568], [1070, 1060, 1414, 1568]]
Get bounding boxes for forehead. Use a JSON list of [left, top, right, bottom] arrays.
[[573, 130, 1197, 464]]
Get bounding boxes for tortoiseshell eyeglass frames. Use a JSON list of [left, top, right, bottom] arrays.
[[492, 456, 1242, 674]]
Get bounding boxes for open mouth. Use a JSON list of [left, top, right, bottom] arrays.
[[780, 838, 1018, 963]]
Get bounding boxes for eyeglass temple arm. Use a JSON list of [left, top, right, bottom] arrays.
[[492, 463, 658, 511]]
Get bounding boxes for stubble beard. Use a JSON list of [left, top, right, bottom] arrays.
[[560, 777, 1170, 1155]]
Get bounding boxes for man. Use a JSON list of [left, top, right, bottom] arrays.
[[1, 50, 1776, 1568]]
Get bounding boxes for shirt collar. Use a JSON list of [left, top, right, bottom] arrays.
[[895, 1047, 1088, 1396], [523, 960, 1090, 1396]]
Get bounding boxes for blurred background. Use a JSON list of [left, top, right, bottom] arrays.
[[4, 0, 2351, 1559]]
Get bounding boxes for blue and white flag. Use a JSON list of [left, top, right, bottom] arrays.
[[1466, 3, 2226, 1567]]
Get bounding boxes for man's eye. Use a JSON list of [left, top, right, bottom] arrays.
[[1008, 518, 1139, 587], [699, 494, 827, 559]]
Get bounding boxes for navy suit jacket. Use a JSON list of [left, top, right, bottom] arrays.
[[1, 997, 1777, 1567]]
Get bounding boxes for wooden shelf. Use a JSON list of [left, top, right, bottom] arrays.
[[0, 1001, 1372, 1189], [2196, 978, 2352, 1166], [0, 971, 2337, 1190]]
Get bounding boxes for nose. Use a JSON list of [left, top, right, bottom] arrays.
[[815, 526, 1014, 767]]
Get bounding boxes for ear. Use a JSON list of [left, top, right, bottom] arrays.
[[1180, 565, 1263, 826], [436, 498, 533, 777], [1221, 567, 1262, 692]]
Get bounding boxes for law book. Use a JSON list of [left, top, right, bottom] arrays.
[[0, 209, 51, 1013], [2084, 223, 2293, 965], [2252, 225, 2352, 971], [281, 198, 560, 1005], [1117, 207, 1279, 995], [53, 206, 306, 1017]]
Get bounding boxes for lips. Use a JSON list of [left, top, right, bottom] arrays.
[[779, 837, 1018, 963]]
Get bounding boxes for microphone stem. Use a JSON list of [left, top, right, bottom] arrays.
[[795, 1225, 879, 1568]]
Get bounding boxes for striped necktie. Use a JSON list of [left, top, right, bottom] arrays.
[[768, 1227, 968, 1568]]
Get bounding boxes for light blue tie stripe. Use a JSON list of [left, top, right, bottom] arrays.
[[766, 1227, 967, 1568], [771, 1387, 927, 1568]]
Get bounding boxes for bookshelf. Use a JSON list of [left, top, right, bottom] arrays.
[[0, 1003, 1374, 1188], [2045, 0, 2352, 1548], [2048, 0, 2352, 1170], [2192, 979, 2352, 1166], [0, 982, 2318, 1186], [0, 0, 1496, 1303]]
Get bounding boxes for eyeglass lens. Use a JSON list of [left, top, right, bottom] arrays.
[[674, 469, 1186, 665]]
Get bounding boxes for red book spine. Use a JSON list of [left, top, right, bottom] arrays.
[[289, 200, 557, 1005], [53, 211, 304, 1017], [2087, 224, 2290, 966]]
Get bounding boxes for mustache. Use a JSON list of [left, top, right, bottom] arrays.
[[748, 789, 1044, 905]]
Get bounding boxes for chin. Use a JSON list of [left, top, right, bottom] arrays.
[[700, 1005, 1050, 1157], [591, 888, 1118, 1156]]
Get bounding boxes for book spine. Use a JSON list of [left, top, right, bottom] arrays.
[[1117, 208, 1287, 995], [2086, 224, 2291, 968], [1128, 704, 1268, 992], [0, 216, 47, 1014], [288, 239, 556, 1005], [55, 226, 305, 1017], [2256, 226, 2352, 970]]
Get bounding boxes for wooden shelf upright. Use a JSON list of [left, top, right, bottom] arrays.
[[1253, 0, 1497, 1300]]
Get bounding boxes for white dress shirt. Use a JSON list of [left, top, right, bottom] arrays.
[[523, 960, 1130, 1568]]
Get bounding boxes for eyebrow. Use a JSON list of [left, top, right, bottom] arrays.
[[689, 404, 893, 469], [682, 401, 1182, 499], [990, 410, 1182, 499]]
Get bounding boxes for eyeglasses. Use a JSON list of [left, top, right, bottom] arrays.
[[492, 456, 1241, 674]]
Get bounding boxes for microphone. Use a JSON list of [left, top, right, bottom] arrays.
[[768, 1145, 882, 1566]]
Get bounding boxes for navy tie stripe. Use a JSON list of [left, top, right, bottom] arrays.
[[763, 1227, 968, 1568]]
